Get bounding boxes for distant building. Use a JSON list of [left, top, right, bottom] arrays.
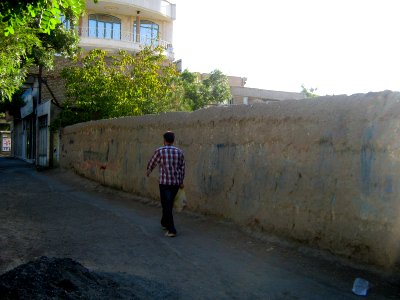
[[228, 75, 305, 105], [230, 86, 305, 105]]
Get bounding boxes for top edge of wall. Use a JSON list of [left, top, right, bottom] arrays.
[[62, 90, 400, 133]]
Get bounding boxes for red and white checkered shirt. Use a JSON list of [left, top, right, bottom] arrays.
[[147, 145, 185, 185]]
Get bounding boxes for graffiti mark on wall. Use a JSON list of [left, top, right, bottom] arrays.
[[360, 127, 375, 195]]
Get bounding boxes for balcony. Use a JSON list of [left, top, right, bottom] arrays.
[[86, 0, 176, 21], [78, 27, 174, 59]]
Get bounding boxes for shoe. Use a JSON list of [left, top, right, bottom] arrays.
[[162, 226, 167, 231], [165, 231, 176, 237]]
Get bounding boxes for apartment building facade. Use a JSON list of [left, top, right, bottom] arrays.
[[12, 0, 177, 167], [79, 0, 175, 58]]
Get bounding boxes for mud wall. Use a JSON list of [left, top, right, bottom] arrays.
[[60, 91, 400, 270]]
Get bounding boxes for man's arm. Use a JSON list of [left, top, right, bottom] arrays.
[[179, 152, 185, 188], [146, 150, 159, 177]]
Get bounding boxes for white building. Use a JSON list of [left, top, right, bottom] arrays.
[[79, 0, 176, 59]]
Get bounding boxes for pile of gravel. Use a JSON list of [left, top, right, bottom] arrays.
[[0, 256, 178, 299]]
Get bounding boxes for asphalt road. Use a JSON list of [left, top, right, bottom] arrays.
[[0, 157, 399, 299]]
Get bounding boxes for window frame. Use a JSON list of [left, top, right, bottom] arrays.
[[134, 20, 160, 46], [88, 14, 121, 40]]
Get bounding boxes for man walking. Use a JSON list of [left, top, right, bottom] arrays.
[[146, 131, 185, 237]]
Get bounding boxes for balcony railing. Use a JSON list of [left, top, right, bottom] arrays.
[[77, 27, 173, 51]]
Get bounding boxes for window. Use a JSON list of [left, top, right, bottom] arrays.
[[60, 14, 72, 30], [134, 20, 159, 46], [89, 14, 121, 40]]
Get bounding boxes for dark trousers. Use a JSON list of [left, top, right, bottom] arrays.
[[159, 184, 180, 234]]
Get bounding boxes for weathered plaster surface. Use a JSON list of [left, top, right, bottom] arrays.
[[60, 91, 400, 270]]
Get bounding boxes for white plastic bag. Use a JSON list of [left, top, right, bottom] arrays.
[[174, 189, 187, 212], [352, 277, 369, 296]]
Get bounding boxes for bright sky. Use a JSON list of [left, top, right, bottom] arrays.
[[172, 0, 400, 96]]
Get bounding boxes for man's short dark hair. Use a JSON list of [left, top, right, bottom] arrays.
[[163, 131, 175, 144]]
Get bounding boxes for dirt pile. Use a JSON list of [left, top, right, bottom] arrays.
[[0, 256, 177, 299]]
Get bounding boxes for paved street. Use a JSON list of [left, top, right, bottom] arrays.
[[0, 157, 399, 299]]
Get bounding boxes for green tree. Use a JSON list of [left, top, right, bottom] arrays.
[[55, 47, 184, 127], [0, 0, 86, 103], [201, 70, 231, 106], [181, 69, 231, 110], [0, 0, 87, 36], [0, 23, 38, 101], [301, 84, 319, 98], [180, 70, 202, 110]]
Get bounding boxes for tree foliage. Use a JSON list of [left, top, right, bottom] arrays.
[[55, 47, 184, 127], [54, 48, 232, 127], [0, 0, 84, 103], [201, 70, 232, 106], [0, 24, 38, 101], [301, 84, 319, 98], [179, 70, 202, 110], [0, 0, 86, 36], [180, 69, 231, 110]]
